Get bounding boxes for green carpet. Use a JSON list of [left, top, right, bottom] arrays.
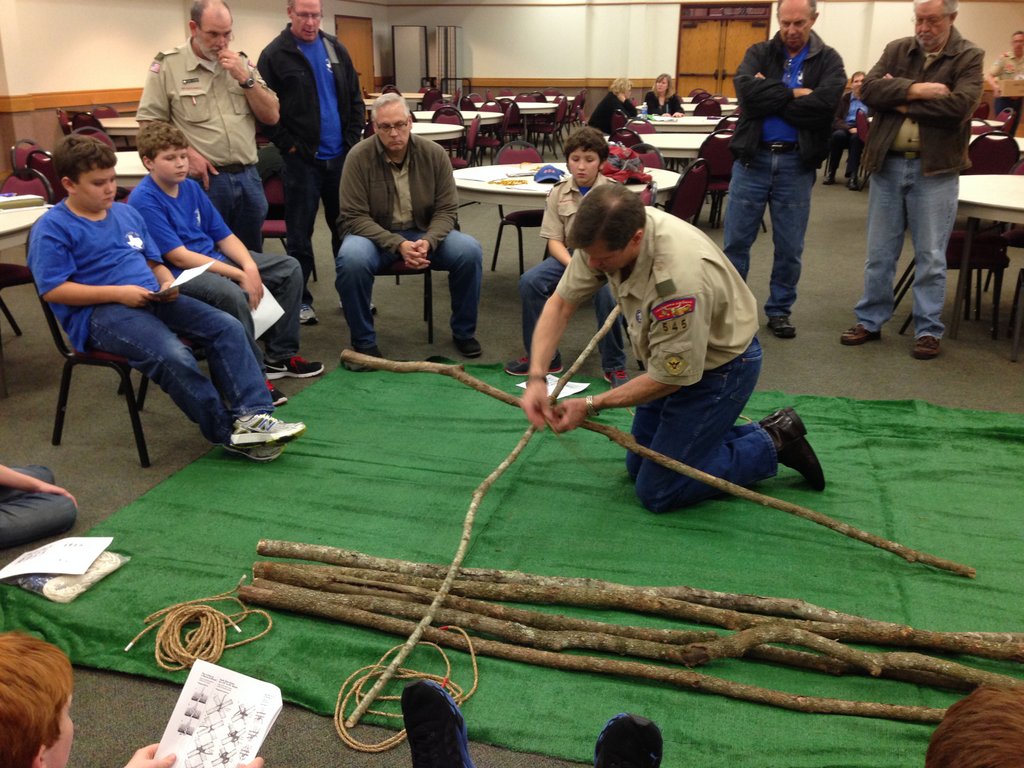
[[2, 364, 1022, 767]]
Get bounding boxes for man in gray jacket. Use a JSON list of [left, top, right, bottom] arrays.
[[840, 0, 982, 360], [335, 93, 483, 368]]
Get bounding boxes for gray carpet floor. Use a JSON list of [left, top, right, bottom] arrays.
[[1, 144, 1022, 767]]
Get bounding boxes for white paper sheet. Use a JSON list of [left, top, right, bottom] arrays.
[[0, 536, 113, 580], [155, 659, 281, 767], [153, 261, 214, 297], [251, 287, 284, 339], [516, 374, 590, 400]]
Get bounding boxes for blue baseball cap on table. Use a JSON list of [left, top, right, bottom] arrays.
[[533, 164, 564, 183]]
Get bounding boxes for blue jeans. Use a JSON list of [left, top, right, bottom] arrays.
[[205, 165, 268, 253], [179, 251, 303, 367], [854, 155, 958, 339], [282, 152, 344, 305], [335, 229, 483, 349], [519, 257, 625, 372], [627, 337, 776, 512], [723, 149, 815, 318], [87, 296, 272, 445], [0, 466, 77, 548]]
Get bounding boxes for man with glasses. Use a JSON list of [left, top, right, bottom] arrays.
[[841, 0, 982, 360], [138, 0, 279, 252], [335, 93, 483, 368], [724, 0, 846, 342], [258, 0, 364, 326]]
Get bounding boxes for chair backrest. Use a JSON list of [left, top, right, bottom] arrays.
[[498, 88, 516, 97], [480, 99, 503, 113], [11, 138, 41, 171], [625, 120, 656, 134], [514, 93, 536, 102], [495, 140, 542, 165], [691, 91, 712, 103], [421, 88, 444, 111], [666, 157, 709, 224], [971, 102, 990, 120], [693, 99, 722, 117], [56, 109, 72, 136], [431, 106, 464, 126], [26, 149, 64, 202], [970, 118, 992, 135], [464, 114, 481, 156], [262, 173, 286, 210], [0, 167, 53, 201], [467, 92, 484, 104], [71, 126, 116, 148], [504, 100, 523, 130], [381, 84, 401, 94], [998, 108, 1016, 133], [632, 143, 665, 170], [689, 88, 709, 97], [698, 129, 735, 179], [1012, 158, 1024, 176], [716, 115, 740, 131], [854, 109, 870, 146], [71, 112, 104, 131], [609, 109, 628, 132], [966, 131, 1021, 175], [91, 105, 119, 118], [459, 96, 477, 112], [609, 127, 642, 148], [542, 88, 565, 98]]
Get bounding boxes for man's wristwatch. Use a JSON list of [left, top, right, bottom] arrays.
[[240, 76, 256, 89], [585, 395, 600, 418]]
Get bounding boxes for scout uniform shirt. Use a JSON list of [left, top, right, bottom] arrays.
[[539, 172, 615, 243], [137, 40, 272, 168], [556, 207, 758, 387]]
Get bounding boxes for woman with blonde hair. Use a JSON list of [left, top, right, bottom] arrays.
[[588, 77, 637, 133], [645, 73, 684, 116]]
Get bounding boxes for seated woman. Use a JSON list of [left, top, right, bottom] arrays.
[[588, 78, 637, 134], [644, 73, 684, 116]]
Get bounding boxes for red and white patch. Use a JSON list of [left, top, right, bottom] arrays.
[[651, 297, 696, 321]]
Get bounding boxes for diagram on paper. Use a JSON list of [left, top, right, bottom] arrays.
[[155, 659, 282, 767]]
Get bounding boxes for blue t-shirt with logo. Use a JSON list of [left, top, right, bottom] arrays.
[[297, 36, 343, 159], [29, 201, 163, 352]]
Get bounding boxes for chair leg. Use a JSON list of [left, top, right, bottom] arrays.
[[115, 365, 150, 468], [0, 332, 7, 399], [896, 262, 916, 336], [52, 362, 75, 446], [991, 269, 1004, 341], [1012, 269, 1024, 362], [424, 270, 433, 344], [515, 226, 525, 276], [0, 296, 22, 336]]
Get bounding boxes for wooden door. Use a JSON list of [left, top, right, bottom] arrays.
[[335, 15, 375, 96], [676, 6, 770, 98]]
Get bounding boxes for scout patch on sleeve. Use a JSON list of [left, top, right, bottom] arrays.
[[150, 60, 162, 74], [664, 354, 688, 376], [651, 297, 695, 321]]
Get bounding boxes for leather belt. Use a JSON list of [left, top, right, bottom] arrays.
[[760, 141, 798, 153], [888, 150, 920, 160], [213, 163, 247, 174]]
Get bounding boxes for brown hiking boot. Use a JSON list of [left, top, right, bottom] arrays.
[[840, 324, 881, 346], [912, 335, 940, 360]]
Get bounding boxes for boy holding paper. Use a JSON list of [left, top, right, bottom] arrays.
[[128, 122, 321, 406], [29, 135, 306, 462]]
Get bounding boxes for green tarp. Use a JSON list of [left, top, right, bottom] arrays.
[[2, 365, 1022, 767]]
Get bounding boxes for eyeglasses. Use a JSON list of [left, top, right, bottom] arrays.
[[913, 14, 949, 27], [377, 121, 410, 133], [197, 27, 234, 41], [293, 12, 322, 21]]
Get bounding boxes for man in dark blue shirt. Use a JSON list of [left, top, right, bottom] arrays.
[[258, 0, 365, 325]]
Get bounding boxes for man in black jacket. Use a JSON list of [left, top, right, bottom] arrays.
[[258, 0, 364, 325], [723, 0, 846, 340]]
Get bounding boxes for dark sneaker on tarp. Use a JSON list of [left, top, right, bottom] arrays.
[[401, 680, 476, 768]]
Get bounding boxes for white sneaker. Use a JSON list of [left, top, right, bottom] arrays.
[[299, 304, 318, 325], [230, 414, 306, 446], [223, 443, 285, 462]]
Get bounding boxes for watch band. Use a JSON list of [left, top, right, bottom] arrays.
[[241, 77, 256, 89]]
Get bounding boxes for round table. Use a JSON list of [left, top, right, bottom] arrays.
[[99, 116, 140, 137], [453, 164, 680, 207], [646, 115, 725, 133], [637, 133, 707, 160], [412, 110, 503, 126], [410, 123, 464, 142], [114, 151, 148, 185]]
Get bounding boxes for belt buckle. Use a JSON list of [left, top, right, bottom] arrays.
[[769, 142, 786, 152]]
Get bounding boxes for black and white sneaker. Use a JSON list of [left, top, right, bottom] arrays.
[[265, 355, 324, 379], [401, 680, 476, 768], [266, 380, 288, 406], [594, 713, 663, 768]]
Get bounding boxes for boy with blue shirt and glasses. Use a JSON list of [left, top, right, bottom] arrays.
[[128, 122, 322, 406], [28, 135, 306, 462]]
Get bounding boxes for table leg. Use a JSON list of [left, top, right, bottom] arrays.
[[948, 215, 977, 340]]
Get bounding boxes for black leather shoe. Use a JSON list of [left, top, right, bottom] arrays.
[[453, 336, 482, 358], [847, 177, 861, 191], [759, 407, 826, 491], [767, 315, 796, 339], [822, 171, 836, 185]]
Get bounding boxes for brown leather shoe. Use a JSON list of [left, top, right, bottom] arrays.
[[840, 324, 881, 346], [912, 335, 940, 360], [758, 407, 826, 491]]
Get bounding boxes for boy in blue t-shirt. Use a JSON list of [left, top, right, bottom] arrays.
[[128, 122, 322, 406], [28, 135, 307, 462]]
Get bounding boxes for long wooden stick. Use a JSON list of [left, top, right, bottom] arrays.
[[336, 352, 975, 578], [239, 578, 953, 723]]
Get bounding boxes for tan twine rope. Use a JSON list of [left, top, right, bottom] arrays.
[[334, 626, 479, 753], [125, 576, 272, 671]]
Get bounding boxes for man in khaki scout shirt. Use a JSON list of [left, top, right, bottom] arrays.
[[137, 0, 279, 252], [521, 185, 825, 512]]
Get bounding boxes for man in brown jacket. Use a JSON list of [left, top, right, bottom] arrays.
[[840, 0, 982, 360]]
